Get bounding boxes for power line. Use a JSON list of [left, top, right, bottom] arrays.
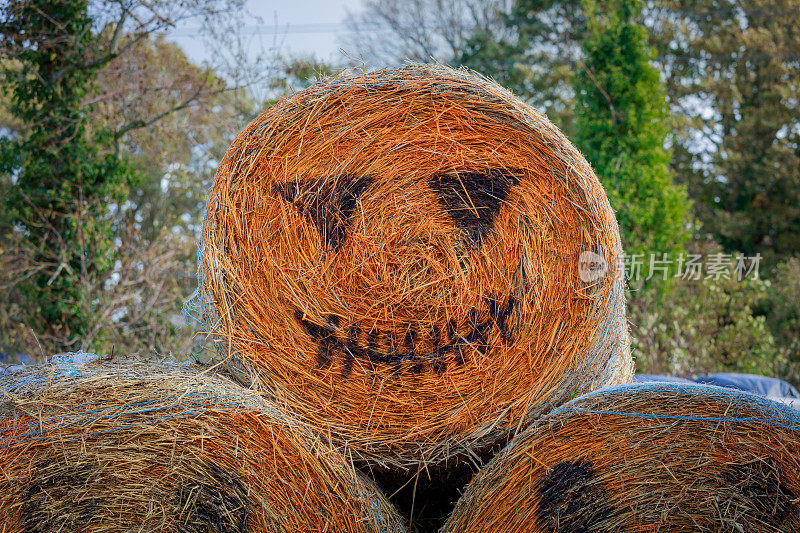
[[165, 23, 383, 37]]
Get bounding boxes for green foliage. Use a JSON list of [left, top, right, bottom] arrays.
[[653, 0, 800, 262], [0, 0, 139, 349], [457, 28, 529, 102], [573, 0, 688, 266], [763, 257, 800, 361], [631, 260, 786, 379], [262, 56, 338, 109], [0, 0, 794, 384], [280, 56, 336, 90], [0, 26, 253, 358], [459, 0, 582, 134]]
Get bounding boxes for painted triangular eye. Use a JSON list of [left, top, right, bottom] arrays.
[[721, 459, 797, 525], [176, 462, 252, 531], [428, 168, 520, 246], [23, 463, 101, 529], [538, 460, 616, 530], [272, 175, 373, 251]]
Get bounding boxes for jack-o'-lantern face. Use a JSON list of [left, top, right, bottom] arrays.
[[0, 366, 406, 533], [443, 386, 800, 533], [270, 166, 522, 376], [194, 65, 632, 466]]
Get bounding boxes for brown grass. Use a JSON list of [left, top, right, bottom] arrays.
[[188, 63, 633, 469], [0, 354, 406, 532], [443, 382, 800, 532]]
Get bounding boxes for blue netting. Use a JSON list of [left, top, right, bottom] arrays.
[[633, 374, 694, 384], [1, 351, 98, 392], [182, 207, 212, 332], [0, 357, 407, 533], [0, 353, 278, 450], [551, 381, 800, 430]]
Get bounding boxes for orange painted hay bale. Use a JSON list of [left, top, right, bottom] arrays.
[[187, 64, 633, 468], [444, 382, 800, 532], [0, 354, 406, 533]]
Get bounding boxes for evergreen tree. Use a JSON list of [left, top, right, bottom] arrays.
[[458, 0, 583, 135], [0, 0, 138, 349], [573, 0, 688, 268], [655, 0, 800, 261]]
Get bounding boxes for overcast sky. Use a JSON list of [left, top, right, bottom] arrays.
[[168, 0, 363, 66]]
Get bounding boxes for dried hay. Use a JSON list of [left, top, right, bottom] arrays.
[[444, 382, 800, 532], [0, 353, 406, 532], [186, 63, 633, 469]]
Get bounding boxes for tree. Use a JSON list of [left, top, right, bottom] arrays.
[[341, 0, 514, 67], [81, 35, 256, 358], [631, 257, 785, 379], [0, 0, 264, 355], [651, 0, 800, 261], [461, 0, 584, 134], [342, 0, 586, 134], [269, 55, 336, 96], [456, 25, 529, 102], [763, 256, 800, 381], [92, 34, 245, 242], [573, 0, 688, 267], [0, 0, 140, 350]]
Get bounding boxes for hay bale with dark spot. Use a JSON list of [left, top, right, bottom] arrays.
[[0, 353, 406, 533], [443, 382, 800, 533], [186, 63, 633, 469]]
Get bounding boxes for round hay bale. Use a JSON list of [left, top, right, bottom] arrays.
[[0, 353, 406, 533], [187, 64, 633, 468], [443, 382, 800, 532]]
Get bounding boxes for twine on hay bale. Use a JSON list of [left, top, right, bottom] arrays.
[[0, 353, 406, 533], [443, 382, 800, 533], [186, 63, 633, 469]]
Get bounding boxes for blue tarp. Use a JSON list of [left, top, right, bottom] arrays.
[[635, 373, 800, 400], [694, 373, 800, 399]]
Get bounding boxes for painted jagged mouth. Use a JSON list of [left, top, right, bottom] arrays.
[[294, 294, 516, 377]]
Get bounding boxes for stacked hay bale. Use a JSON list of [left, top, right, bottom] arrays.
[[0, 354, 406, 533], [443, 382, 800, 532], [186, 64, 634, 469]]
